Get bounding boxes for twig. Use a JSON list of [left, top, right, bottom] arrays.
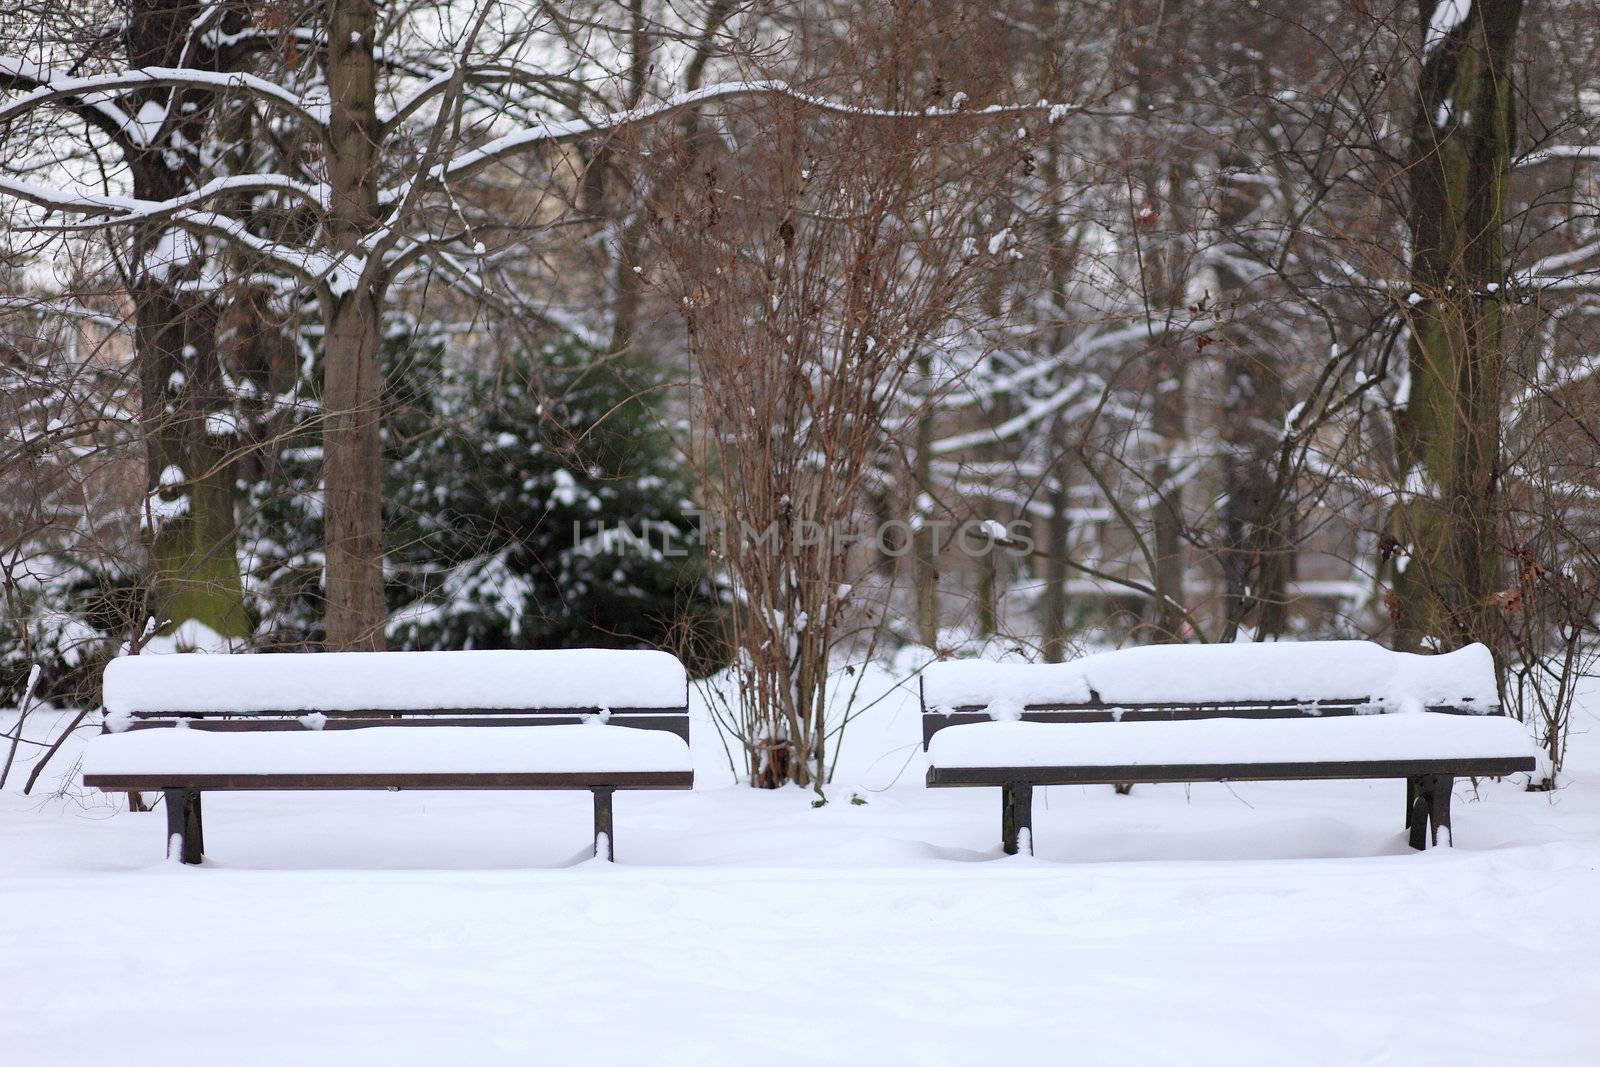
[[23, 706, 93, 795], [0, 663, 42, 789]]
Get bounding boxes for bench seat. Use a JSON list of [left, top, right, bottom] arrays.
[[83, 723, 693, 784], [926, 713, 1533, 780]]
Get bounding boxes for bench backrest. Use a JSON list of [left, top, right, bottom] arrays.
[[919, 641, 1502, 748], [103, 649, 692, 742]]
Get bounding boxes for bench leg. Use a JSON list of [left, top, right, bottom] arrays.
[[1406, 778, 1426, 849], [1406, 775, 1453, 850], [1429, 775, 1453, 847], [592, 788, 615, 862], [163, 788, 204, 865], [1001, 784, 1034, 856]]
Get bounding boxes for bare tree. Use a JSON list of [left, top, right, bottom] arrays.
[[1387, 0, 1526, 650], [651, 2, 1090, 788]]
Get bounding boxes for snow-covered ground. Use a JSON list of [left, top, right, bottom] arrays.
[[3, 665, 1598, 1064]]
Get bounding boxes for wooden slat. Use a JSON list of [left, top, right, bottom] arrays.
[[127, 705, 688, 719], [922, 707, 1367, 746], [938, 698, 1376, 713], [924, 756, 1535, 788], [118, 715, 692, 743], [83, 770, 695, 791], [921, 702, 1501, 747]]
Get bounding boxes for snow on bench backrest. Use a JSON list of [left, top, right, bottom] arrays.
[[103, 649, 690, 717], [920, 641, 1498, 717]]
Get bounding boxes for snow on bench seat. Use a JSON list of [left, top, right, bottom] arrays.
[[102, 648, 689, 715], [84, 723, 693, 777], [925, 713, 1534, 770], [921, 641, 1497, 713]]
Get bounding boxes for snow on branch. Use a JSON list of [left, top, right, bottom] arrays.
[[0, 295, 130, 334], [2, 69, 1085, 298], [163, 211, 338, 283], [1524, 239, 1600, 280], [0, 175, 141, 217], [432, 80, 1083, 185], [0, 175, 340, 285], [1508, 240, 1600, 295], [933, 377, 1096, 456], [0, 56, 138, 145], [379, 65, 553, 133], [1516, 144, 1600, 169], [0, 173, 328, 224], [0, 60, 329, 144], [941, 323, 1153, 411]]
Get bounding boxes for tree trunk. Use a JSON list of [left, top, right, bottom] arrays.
[[1212, 147, 1290, 642], [1040, 419, 1071, 663], [321, 292, 385, 650], [605, 0, 653, 360], [1129, 6, 1191, 645], [134, 277, 251, 642], [1217, 337, 1290, 640], [1037, 129, 1074, 664], [1148, 355, 1188, 642], [1391, 0, 1523, 653], [321, 0, 387, 650], [125, 2, 250, 643], [976, 548, 998, 640], [912, 359, 939, 648]]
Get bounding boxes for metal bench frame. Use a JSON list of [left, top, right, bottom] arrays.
[[920, 682, 1535, 855], [85, 700, 693, 864]]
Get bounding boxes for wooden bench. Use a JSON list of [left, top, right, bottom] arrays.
[[920, 641, 1536, 855], [83, 649, 693, 864]]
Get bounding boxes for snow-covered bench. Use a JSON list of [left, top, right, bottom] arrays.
[[920, 642, 1535, 855], [82, 649, 693, 864]]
